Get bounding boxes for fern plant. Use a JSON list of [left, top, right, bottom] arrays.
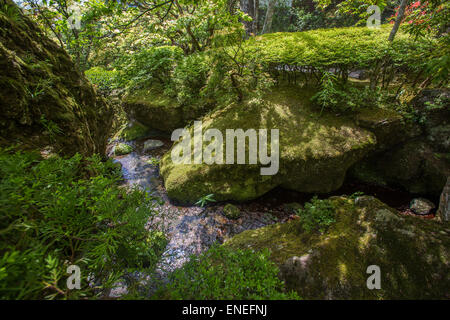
[[195, 194, 216, 207]]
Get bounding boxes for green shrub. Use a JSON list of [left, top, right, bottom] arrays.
[[155, 245, 299, 300], [85, 67, 119, 92], [195, 194, 216, 208], [297, 196, 336, 233], [246, 25, 436, 86], [169, 52, 211, 105], [117, 46, 183, 90], [0, 149, 166, 299], [248, 25, 433, 70], [311, 72, 378, 113]]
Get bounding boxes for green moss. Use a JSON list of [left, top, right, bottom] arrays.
[[119, 122, 149, 141], [122, 84, 182, 132], [225, 196, 450, 299], [114, 143, 133, 156], [125, 85, 177, 107], [355, 106, 421, 150], [246, 25, 434, 73], [350, 139, 448, 195], [0, 2, 113, 156], [223, 204, 241, 219], [160, 84, 376, 203]]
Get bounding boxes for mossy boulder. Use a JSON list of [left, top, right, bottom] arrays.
[[122, 84, 213, 133], [225, 196, 450, 299], [350, 139, 449, 196], [160, 85, 376, 203], [118, 122, 150, 141], [223, 204, 241, 220], [114, 143, 133, 156], [0, 0, 113, 156], [355, 107, 421, 151], [410, 88, 450, 153]]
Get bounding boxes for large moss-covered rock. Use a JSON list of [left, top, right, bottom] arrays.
[[160, 85, 376, 203], [411, 89, 450, 153], [350, 89, 450, 196], [225, 196, 450, 299], [350, 139, 449, 195], [122, 84, 214, 133], [355, 107, 421, 151], [0, 0, 113, 156]]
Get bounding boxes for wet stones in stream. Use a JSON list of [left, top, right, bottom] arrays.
[[108, 135, 294, 297], [107, 134, 436, 298]]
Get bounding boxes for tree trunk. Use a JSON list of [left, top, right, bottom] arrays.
[[240, 0, 255, 35], [388, 0, 408, 42], [253, 0, 259, 34], [262, 0, 277, 34]]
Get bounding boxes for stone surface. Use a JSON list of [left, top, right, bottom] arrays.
[[415, 88, 450, 155], [122, 84, 214, 133], [283, 202, 303, 214], [410, 198, 436, 215], [350, 139, 449, 196], [225, 196, 450, 299], [223, 204, 241, 220], [355, 107, 422, 152], [114, 143, 133, 156], [119, 122, 150, 141], [143, 139, 164, 152], [411, 89, 450, 153], [348, 70, 367, 80], [438, 177, 450, 222], [160, 85, 377, 203], [0, 0, 113, 156]]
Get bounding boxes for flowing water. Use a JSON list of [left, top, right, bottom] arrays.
[[106, 130, 427, 296], [107, 132, 293, 296]]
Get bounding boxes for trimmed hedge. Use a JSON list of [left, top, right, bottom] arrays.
[[245, 25, 434, 76]]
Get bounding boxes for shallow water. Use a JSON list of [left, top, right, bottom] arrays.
[[107, 132, 432, 296], [108, 134, 291, 297]]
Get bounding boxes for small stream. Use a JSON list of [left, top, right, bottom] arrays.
[[106, 130, 432, 296], [107, 132, 296, 296]]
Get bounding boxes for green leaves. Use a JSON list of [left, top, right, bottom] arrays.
[[195, 193, 216, 207], [84, 66, 119, 92], [156, 245, 300, 300], [297, 196, 336, 233], [0, 149, 166, 299], [246, 25, 435, 74]]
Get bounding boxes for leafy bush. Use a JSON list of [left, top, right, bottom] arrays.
[[169, 52, 211, 106], [0, 149, 166, 299], [297, 196, 336, 233], [246, 25, 436, 85], [117, 46, 183, 90], [155, 245, 299, 300], [311, 72, 378, 113], [205, 27, 275, 105], [195, 194, 216, 207], [85, 67, 119, 92]]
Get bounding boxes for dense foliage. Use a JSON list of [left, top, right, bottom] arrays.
[[247, 25, 436, 84], [297, 196, 336, 233], [155, 245, 300, 300], [5, 0, 449, 301], [0, 148, 166, 299], [85, 66, 119, 92]]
